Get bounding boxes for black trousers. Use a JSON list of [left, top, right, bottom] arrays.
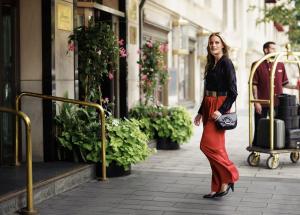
[[253, 106, 278, 146]]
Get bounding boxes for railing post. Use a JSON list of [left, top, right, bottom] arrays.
[[0, 107, 37, 214]]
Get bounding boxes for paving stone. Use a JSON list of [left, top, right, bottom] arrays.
[[34, 114, 300, 215]]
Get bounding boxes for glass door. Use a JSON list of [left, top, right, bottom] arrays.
[[0, 0, 18, 164]]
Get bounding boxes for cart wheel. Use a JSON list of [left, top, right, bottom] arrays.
[[247, 152, 260, 166], [266, 155, 279, 169], [290, 152, 300, 163]]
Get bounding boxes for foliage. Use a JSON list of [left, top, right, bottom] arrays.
[[106, 118, 153, 170], [249, 0, 300, 47], [55, 103, 101, 162], [137, 40, 169, 105], [153, 106, 193, 144], [128, 104, 163, 139], [55, 103, 152, 169], [129, 104, 193, 144], [69, 20, 126, 102]]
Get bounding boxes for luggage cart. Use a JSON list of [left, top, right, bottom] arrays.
[[247, 48, 300, 169]]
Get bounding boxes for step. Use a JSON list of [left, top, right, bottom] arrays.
[[0, 162, 95, 215]]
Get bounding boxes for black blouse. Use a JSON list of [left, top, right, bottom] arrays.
[[198, 56, 238, 115]]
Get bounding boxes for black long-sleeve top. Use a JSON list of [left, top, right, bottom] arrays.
[[198, 56, 238, 115]]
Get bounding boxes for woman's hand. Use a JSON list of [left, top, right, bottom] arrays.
[[212, 110, 222, 120], [194, 114, 202, 126]]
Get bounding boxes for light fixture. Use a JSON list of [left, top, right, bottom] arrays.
[[196, 29, 210, 60], [172, 17, 189, 55]]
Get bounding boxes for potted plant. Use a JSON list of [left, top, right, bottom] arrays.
[[153, 106, 193, 150], [129, 104, 193, 150], [128, 104, 161, 140], [54, 103, 101, 163], [55, 103, 153, 177], [101, 117, 153, 177]]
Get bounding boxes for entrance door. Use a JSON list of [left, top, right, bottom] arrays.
[[0, 0, 18, 164]]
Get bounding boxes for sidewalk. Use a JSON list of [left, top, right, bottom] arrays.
[[34, 113, 300, 215]]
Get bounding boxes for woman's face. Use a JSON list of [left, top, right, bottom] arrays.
[[208, 35, 224, 57]]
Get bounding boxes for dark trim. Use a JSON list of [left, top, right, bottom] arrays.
[[13, 0, 20, 163], [119, 0, 127, 118], [42, 0, 55, 161], [0, 0, 3, 164], [138, 0, 147, 104], [0, 0, 19, 164], [73, 0, 79, 100]]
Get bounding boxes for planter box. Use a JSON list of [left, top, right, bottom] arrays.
[[156, 138, 180, 150], [96, 161, 131, 177]]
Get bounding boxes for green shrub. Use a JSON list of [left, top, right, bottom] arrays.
[[129, 104, 193, 144], [55, 103, 153, 169], [106, 118, 153, 170]]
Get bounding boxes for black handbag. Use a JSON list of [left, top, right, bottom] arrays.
[[215, 100, 237, 130]]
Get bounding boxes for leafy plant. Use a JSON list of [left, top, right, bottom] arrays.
[[128, 104, 164, 139], [153, 106, 193, 144], [55, 103, 101, 162], [129, 104, 193, 144], [137, 40, 169, 105], [55, 103, 153, 169], [106, 118, 153, 170]]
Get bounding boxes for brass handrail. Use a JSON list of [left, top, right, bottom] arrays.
[[15, 92, 107, 181], [0, 107, 36, 214], [248, 51, 300, 150]]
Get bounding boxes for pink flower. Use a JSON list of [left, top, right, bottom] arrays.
[[159, 44, 165, 53], [119, 47, 127, 57], [118, 38, 125, 46], [141, 74, 148, 80], [68, 42, 75, 51], [108, 72, 114, 80], [146, 80, 152, 87], [159, 43, 168, 53], [146, 40, 153, 48], [163, 43, 168, 52]]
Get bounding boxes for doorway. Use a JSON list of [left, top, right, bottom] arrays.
[[0, 0, 19, 164]]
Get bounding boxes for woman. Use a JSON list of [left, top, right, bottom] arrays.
[[194, 32, 239, 198]]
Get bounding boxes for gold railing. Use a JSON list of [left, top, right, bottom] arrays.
[[249, 51, 300, 150], [15, 92, 107, 181], [0, 107, 36, 214]]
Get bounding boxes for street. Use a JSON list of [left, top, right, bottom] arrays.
[[35, 113, 300, 215]]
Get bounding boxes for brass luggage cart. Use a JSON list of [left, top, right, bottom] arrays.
[[247, 49, 300, 169]]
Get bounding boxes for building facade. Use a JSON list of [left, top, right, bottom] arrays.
[[126, 0, 289, 112], [0, 0, 289, 165]]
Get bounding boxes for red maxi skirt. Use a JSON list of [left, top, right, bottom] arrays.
[[200, 96, 239, 192]]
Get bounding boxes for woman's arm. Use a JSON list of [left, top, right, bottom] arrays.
[[218, 59, 238, 114]]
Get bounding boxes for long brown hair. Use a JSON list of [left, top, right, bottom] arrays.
[[204, 32, 230, 77]]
